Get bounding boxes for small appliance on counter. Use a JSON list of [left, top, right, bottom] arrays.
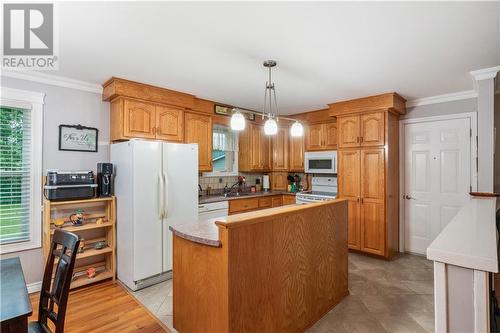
[[97, 163, 114, 197], [262, 175, 270, 192], [44, 170, 97, 201]]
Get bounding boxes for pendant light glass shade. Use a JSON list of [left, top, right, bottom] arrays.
[[264, 118, 278, 135], [230, 110, 246, 131], [290, 121, 304, 137]]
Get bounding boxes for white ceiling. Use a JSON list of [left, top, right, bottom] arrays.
[[53, 1, 499, 114]]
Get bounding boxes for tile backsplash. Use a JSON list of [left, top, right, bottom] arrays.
[[198, 173, 263, 192], [198, 172, 308, 194]]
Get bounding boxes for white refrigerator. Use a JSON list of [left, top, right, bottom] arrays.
[[111, 140, 198, 291]]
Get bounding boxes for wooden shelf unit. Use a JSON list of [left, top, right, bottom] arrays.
[[43, 196, 116, 289]]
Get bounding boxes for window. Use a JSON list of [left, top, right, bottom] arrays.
[[204, 124, 238, 177], [0, 87, 44, 253]]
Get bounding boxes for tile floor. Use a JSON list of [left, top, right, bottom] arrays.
[[132, 252, 434, 333]]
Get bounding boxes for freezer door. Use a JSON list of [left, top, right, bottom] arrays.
[[162, 143, 199, 272], [132, 140, 163, 281]]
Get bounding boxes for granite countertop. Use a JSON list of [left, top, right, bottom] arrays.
[[169, 217, 223, 247], [199, 190, 296, 204]]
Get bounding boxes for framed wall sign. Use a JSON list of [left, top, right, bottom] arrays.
[[214, 105, 255, 121], [58, 124, 98, 152]]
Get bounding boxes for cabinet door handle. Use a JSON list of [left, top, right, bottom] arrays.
[[152, 127, 157, 135], [360, 136, 363, 143], [356, 136, 360, 143]]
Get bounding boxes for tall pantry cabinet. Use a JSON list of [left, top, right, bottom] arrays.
[[335, 95, 404, 259]]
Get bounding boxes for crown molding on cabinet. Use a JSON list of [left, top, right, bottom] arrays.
[[406, 90, 478, 108], [0, 70, 103, 94]]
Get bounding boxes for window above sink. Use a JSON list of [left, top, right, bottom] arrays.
[[203, 124, 239, 177]]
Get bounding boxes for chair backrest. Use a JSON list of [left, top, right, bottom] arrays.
[[38, 229, 80, 333]]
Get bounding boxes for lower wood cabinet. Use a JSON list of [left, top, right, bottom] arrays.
[[346, 198, 361, 250], [272, 196, 283, 207], [360, 200, 385, 256], [228, 194, 295, 215], [338, 147, 393, 258], [282, 195, 297, 206], [184, 112, 213, 172]]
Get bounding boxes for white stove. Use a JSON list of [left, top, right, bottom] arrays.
[[296, 176, 337, 204]]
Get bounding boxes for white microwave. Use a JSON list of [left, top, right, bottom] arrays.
[[304, 151, 337, 174]]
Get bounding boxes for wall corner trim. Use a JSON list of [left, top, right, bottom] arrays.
[[0, 70, 103, 94], [406, 90, 477, 108], [470, 66, 500, 81], [27, 281, 42, 294]]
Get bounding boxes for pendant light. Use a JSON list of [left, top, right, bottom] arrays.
[[262, 60, 279, 136], [230, 108, 246, 131], [290, 121, 304, 137]]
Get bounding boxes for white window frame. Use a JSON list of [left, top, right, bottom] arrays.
[[0, 87, 44, 254], [203, 131, 239, 177]]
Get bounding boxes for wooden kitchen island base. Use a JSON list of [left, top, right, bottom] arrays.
[[171, 199, 348, 333]]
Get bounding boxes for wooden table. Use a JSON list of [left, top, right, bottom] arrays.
[[0, 257, 32, 333]]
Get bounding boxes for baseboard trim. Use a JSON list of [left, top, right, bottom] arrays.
[[27, 281, 42, 293]]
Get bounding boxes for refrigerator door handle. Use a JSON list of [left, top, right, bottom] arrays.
[[163, 172, 169, 219], [158, 172, 164, 220]]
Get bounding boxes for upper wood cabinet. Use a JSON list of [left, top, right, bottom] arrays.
[[156, 105, 184, 141], [271, 172, 288, 191], [289, 134, 304, 172], [305, 122, 337, 151], [272, 127, 289, 171], [337, 116, 360, 148], [184, 112, 213, 172], [239, 123, 271, 172], [338, 111, 384, 148], [110, 97, 185, 142], [324, 122, 338, 149], [360, 112, 385, 147], [122, 99, 157, 139], [305, 124, 323, 150]]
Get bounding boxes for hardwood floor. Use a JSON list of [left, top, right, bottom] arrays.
[[29, 281, 168, 333]]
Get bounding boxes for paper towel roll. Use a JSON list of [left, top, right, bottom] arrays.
[[262, 175, 270, 191]]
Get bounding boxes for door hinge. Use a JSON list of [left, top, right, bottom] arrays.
[[470, 129, 472, 137], [470, 185, 472, 192]]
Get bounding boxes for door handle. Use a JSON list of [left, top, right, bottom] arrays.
[[404, 195, 416, 200], [158, 173, 164, 219], [163, 172, 169, 219]]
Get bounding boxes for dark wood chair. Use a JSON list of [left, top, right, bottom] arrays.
[[29, 229, 80, 333]]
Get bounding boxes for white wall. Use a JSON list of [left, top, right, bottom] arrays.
[[0, 76, 109, 285], [402, 98, 477, 119]]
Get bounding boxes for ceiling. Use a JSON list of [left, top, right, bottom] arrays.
[[52, 2, 499, 114]]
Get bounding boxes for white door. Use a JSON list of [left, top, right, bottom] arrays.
[[132, 140, 163, 281], [162, 143, 198, 272], [404, 117, 471, 254]]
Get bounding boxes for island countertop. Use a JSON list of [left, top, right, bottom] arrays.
[[169, 203, 305, 247]]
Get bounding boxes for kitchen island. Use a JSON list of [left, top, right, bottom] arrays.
[[170, 199, 348, 333]]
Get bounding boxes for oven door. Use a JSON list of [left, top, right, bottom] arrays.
[[304, 151, 337, 174]]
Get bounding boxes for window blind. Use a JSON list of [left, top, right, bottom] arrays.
[[0, 106, 32, 244]]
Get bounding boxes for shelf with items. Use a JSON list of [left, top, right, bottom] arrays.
[[43, 196, 116, 289]]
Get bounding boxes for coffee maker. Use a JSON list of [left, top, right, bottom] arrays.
[[97, 163, 114, 197]]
